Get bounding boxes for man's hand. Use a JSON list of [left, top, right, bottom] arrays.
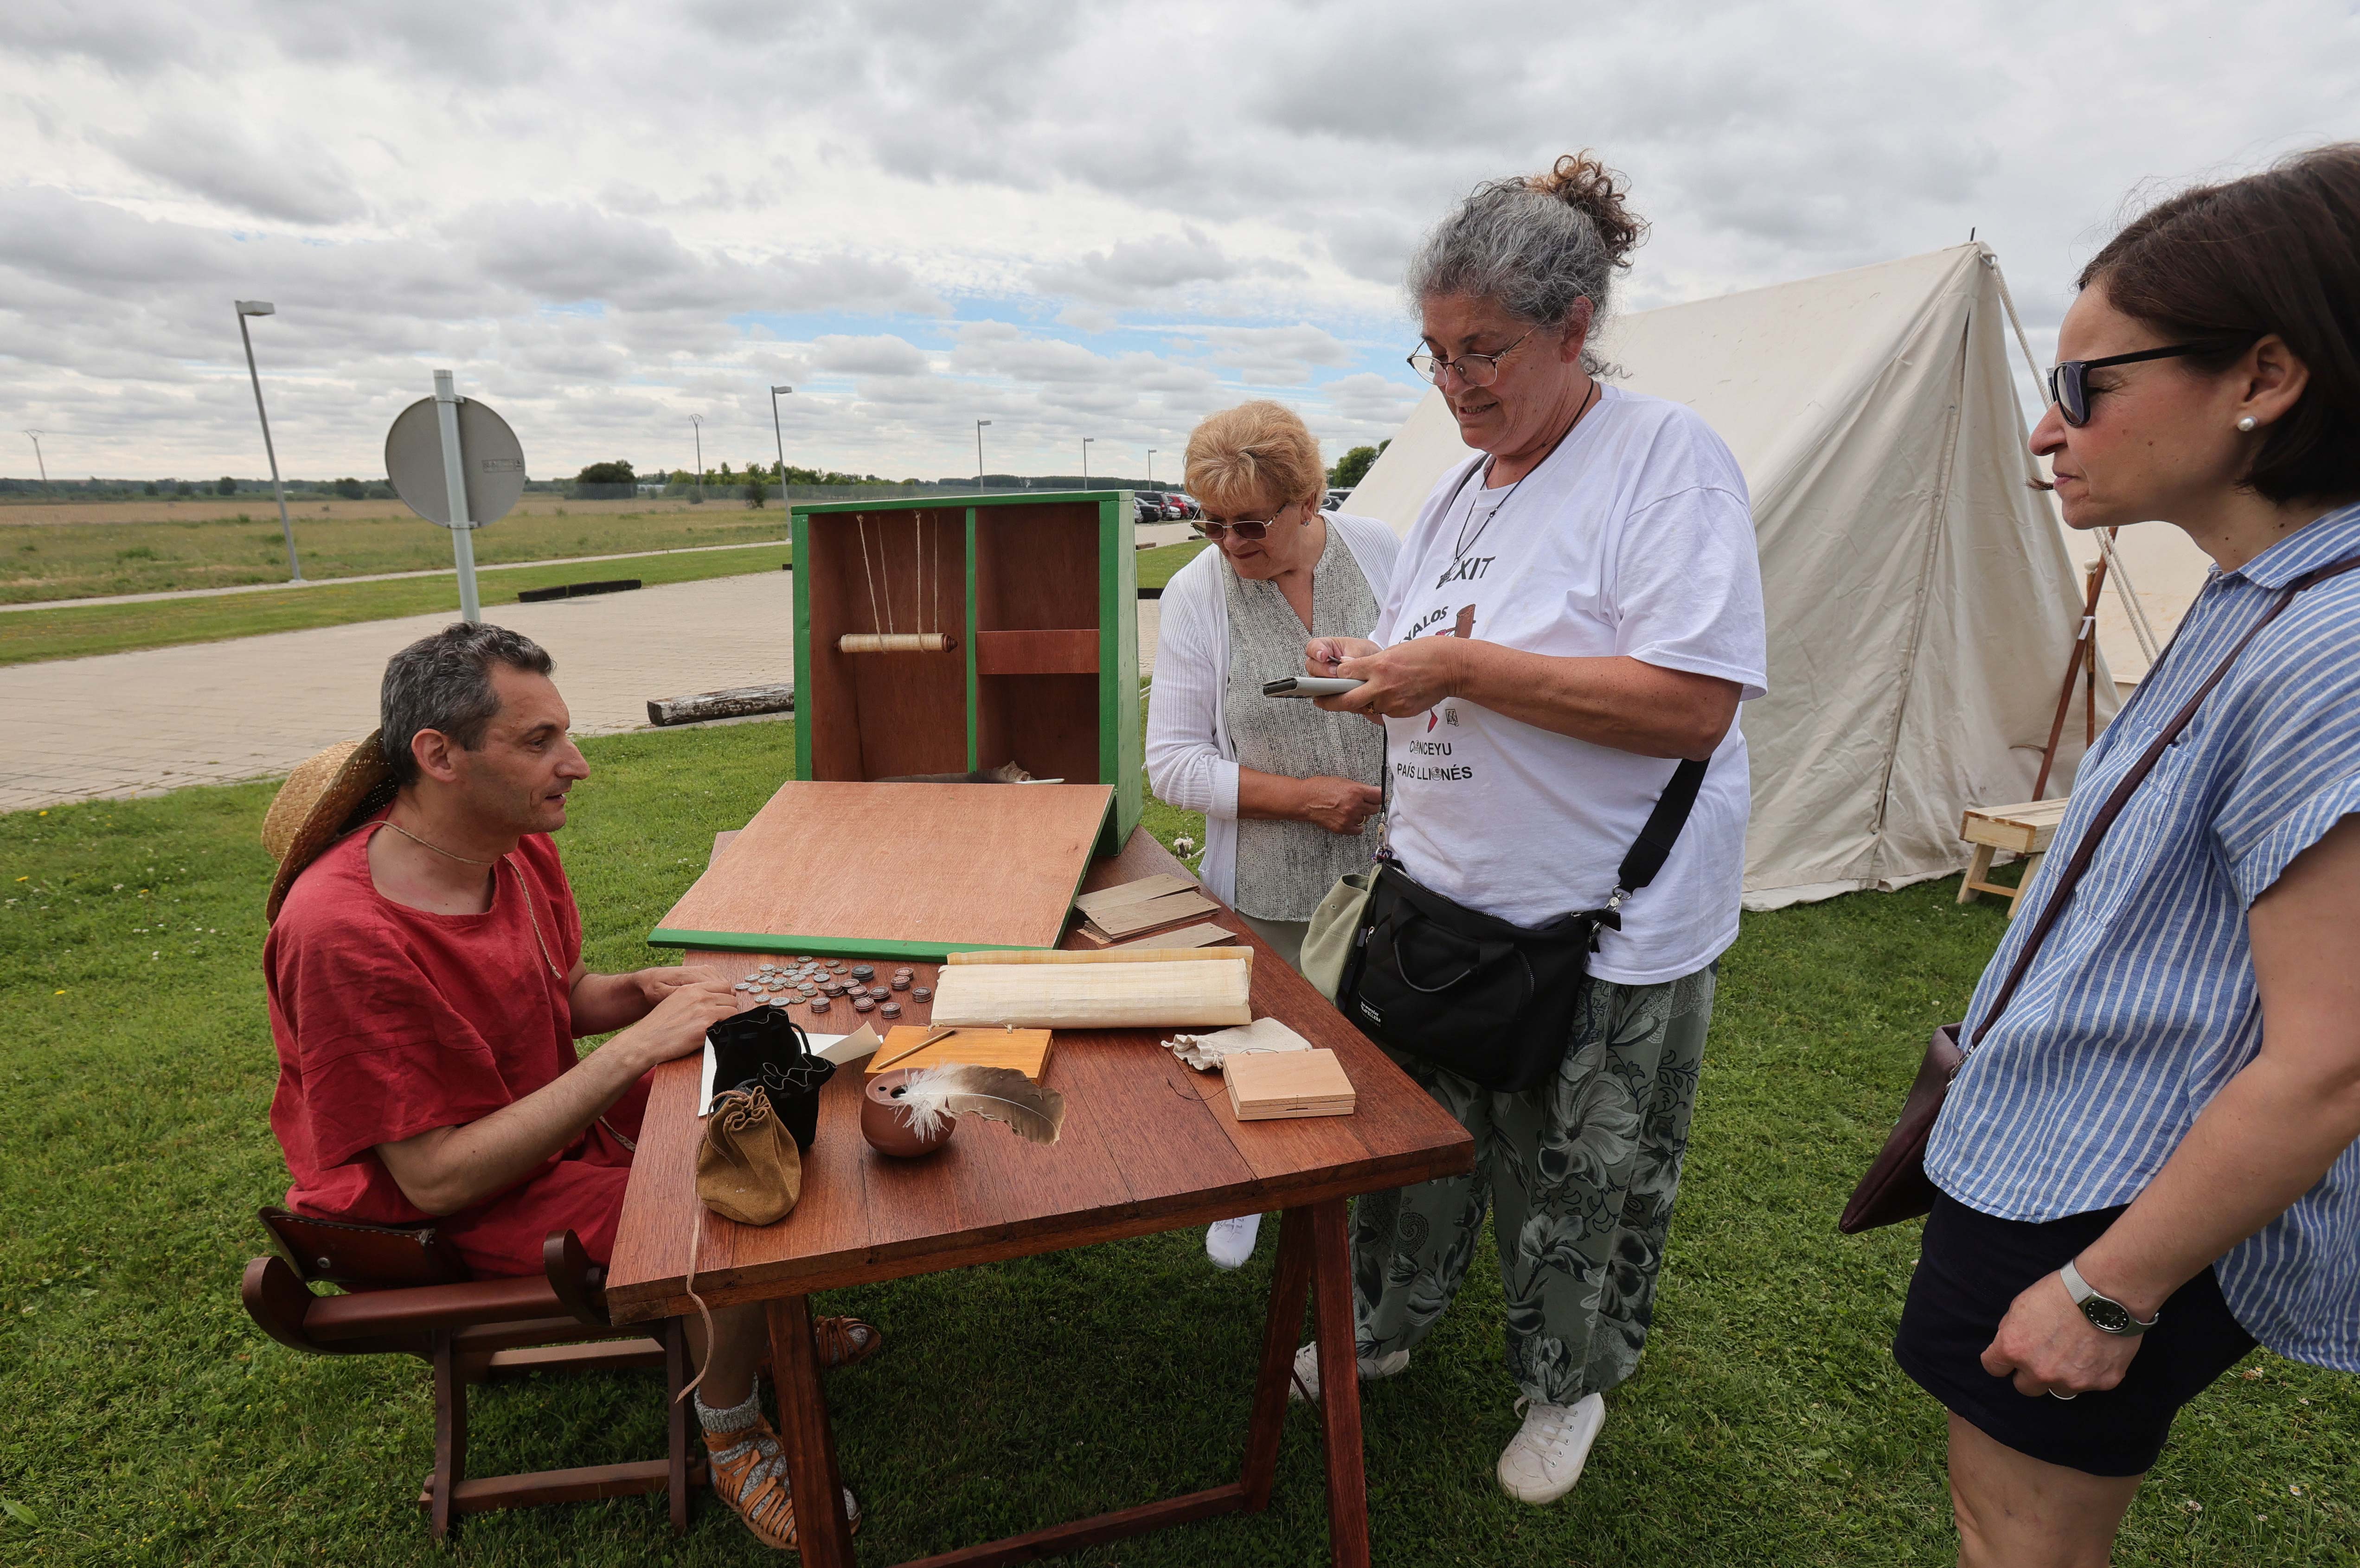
[[614, 974, 741, 1070], [1294, 776, 1385, 835], [1319, 637, 1470, 720], [632, 963, 724, 1010], [1980, 1272, 2144, 1398]]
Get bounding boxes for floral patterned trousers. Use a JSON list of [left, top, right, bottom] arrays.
[[1352, 963, 1716, 1407]]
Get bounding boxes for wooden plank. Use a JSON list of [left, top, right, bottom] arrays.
[[973, 627, 1100, 676], [1091, 889, 1221, 939], [650, 780, 1111, 955], [865, 1025, 1052, 1078], [1072, 872, 1198, 920], [1112, 922, 1238, 951], [434, 1459, 679, 1514], [1226, 1049, 1355, 1120], [928, 957, 1251, 1029], [894, 1485, 1251, 1568]]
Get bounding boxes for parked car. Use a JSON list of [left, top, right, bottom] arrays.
[[1322, 487, 1353, 512], [1137, 490, 1186, 522], [1132, 493, 1164, 525], [1167, 492, 1201, 519]]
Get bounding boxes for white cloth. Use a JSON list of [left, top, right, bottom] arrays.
[[1145, 512, 1401, 904], [1373, 384, 1768, 985], [1161, 1014, 1315, 1072]]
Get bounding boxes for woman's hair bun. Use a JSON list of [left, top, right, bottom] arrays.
[[1532, 153, 1647, 268]]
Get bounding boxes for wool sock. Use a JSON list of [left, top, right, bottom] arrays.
[[694, 1380, 788, 1506]]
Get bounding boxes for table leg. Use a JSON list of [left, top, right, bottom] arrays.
[[1308, 1198, 1372, 1568], [1957, 844, 1994, 903], [1240, 1206, 1315, 1510], [768, 1295, 858, 1567]]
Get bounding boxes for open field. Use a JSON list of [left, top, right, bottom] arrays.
[[0, 502, 783, 606], [0, 545, 791, 668], [1, 726, 2352, 1566], [1136, 538, 1208, 590]]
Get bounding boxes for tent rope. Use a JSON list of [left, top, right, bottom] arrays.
[[1982, 249, 2163, 669]]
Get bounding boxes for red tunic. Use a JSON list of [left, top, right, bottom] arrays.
[[264, 816, 648, 1276]]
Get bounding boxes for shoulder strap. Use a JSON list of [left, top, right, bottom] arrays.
[[1616, 757, 1709, 902], [1969, 554, 2360, 1047]]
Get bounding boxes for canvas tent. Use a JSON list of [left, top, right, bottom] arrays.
[[1347, 243, 2117, 909]]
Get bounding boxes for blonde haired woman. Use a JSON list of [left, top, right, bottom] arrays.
[[1147, 400, 1399, 1268]]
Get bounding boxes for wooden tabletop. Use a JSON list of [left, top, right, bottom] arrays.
[[604, 828, 1474, 1324]]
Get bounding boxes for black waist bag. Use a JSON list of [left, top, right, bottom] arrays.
[[1338, 757, 1708, 1093]]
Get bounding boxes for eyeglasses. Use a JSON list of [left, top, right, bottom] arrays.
[[1406, 331, 1534, 387], [2046, 340, 2249, 428]]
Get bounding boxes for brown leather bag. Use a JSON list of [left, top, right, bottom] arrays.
[[1840, 556, 2360, 1234], [697, 1086, 804, 1226]]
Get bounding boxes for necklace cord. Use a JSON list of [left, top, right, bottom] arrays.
[[1451, 377, 1599, 564]]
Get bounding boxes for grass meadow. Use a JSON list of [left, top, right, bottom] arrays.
[[2, 723, 2353, 1565]]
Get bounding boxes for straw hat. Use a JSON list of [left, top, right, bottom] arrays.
[[262, 731, 400, 921]]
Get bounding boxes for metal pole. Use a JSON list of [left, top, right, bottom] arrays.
[[433, 370, 481, 623], [1147, 448, 1157, 486], [769, 385, 793, 493], [691, 415, 703, 501], [1082, 437, 1092, 485], [236, 306, 303, 581], [22, 431, 46, 486], [975, 419, 991, 491]]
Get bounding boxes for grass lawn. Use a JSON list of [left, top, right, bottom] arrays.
[[1137, 539, 1209, 591], [0, 544, 790, 668], [0, 503, 783, 605], [2, 727, 2353, 1566]]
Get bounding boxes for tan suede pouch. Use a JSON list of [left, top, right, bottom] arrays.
[[696, 1087, 803, 1226]]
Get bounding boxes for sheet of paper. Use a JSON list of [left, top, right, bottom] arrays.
[[702, 1032, 847, 1116]]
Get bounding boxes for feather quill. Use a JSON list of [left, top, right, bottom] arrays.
[[897, 1064, 1065, 1146]]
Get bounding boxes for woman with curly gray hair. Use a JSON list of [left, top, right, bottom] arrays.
[[1293, 154, 1767, 1505]]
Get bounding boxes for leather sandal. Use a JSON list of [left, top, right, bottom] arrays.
[[814, 1313, 885, 1369], [704, 1414, 861, 1549]]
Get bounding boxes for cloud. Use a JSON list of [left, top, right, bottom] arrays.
[[811, 333, 930, 376], [100, 111, 367, 225]]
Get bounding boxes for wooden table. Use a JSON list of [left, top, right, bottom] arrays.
[[605, 828, 1475, 1567]]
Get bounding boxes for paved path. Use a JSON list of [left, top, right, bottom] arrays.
[[1, 572, 1167, 813]]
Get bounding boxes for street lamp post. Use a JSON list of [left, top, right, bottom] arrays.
[[234, 300, 303, 581], [1082, 436, 1093, 485], [22, 430, 46, 487], [690, 414, 703, 502], [769, 385, 793, 497], [975, 419, 992, 490], [1147, 448, 1158, 487]]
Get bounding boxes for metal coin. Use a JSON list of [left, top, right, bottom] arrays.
[[852, 996, 874, 1012], [890, 975, 910, 991], [911, 986, 932, 1002], [808, 997, 831, 1014], [879, 1001, 902, 1019], [850, 964, 874, 980]]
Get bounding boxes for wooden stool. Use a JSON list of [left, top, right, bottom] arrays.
[[1957, 799, 2070, 918]]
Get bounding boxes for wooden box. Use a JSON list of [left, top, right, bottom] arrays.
[[790, 492, 1141, 854]]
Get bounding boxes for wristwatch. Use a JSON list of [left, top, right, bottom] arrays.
[[2061, 1259, 2161, 1337]]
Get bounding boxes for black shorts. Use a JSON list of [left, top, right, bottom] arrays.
[[1893, 1191, 2256, 1477]]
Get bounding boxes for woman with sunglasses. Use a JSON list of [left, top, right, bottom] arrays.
[[1296, 154, 1767, 1506], [1894, 144, 2360, 1568], [1145, 399, 1401, 1267]]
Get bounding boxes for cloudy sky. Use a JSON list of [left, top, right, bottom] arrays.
[[3, 0, 2355, 485]]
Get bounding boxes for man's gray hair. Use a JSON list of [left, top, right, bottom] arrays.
[[1407, 153, 1649, 375], [380, 623, 555, 785]]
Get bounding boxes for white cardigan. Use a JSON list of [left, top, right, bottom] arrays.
[[1145, 512, 1401, 905]]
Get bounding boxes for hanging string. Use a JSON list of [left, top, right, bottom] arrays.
[[856, 515, 890, 635]]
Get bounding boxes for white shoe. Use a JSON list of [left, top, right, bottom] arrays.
[[1496, 1393, 1605, 1504], [1285, 1341, 1410, 1402], [1206, 1214, 1262, 1270]]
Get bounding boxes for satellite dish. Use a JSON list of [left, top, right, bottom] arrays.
[[385, 394, 526, 528]]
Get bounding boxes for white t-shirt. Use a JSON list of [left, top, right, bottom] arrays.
[[1373, 384, 1767, 985]]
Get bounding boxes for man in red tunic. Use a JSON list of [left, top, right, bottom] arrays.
[[262, 622, 872, 1549]]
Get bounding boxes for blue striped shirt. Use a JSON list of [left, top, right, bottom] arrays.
[[1928, 500, 2360, 1371]]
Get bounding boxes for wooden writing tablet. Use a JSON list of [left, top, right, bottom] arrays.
[[865, 1026, 1052, 1080], [650, 779, 1113, 960], [1224, 1048, 1357, 1120]]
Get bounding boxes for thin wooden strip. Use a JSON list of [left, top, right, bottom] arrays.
[[948, 945, 1250, 970], [1110, 922, 1237, 950], [1071, 873, 1198, 919], [1091, 889, 1221, 939]]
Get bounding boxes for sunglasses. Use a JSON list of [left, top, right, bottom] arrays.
[[1193, 508, 1304, 543], [2046, 340, 2249, 428]]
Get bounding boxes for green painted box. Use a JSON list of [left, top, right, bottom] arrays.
[[789, 491, 1141, 854]]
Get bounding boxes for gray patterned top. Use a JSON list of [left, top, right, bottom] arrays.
[[1219, 525, 1385, 919]]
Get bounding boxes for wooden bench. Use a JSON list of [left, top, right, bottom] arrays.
[[1957, 798, 2070, 918]]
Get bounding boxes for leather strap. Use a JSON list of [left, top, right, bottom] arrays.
[[1618, 757, 1710, 896], [1969, 554, 2360, 1049]]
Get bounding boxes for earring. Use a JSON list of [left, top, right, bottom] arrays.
[[2237, 416, 2258, 432]]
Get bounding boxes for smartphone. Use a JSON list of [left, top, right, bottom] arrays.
[[1262, 676, 1366, 699]]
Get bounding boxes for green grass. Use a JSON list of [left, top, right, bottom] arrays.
[[1137, 540, 1209, 592], [0, 545, 790, 668], [1, 731, 2353, 1566], [0, 507, 784, 605]]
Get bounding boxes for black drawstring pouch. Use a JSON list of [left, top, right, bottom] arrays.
[[706, 1005, 836, 1150]]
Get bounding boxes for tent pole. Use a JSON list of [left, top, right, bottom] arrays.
[[2034, 557, 2108, 799]]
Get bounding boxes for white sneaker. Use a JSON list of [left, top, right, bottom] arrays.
[[1496, 1393, 1605, 1504], [1285, 1341, 1410, 1402], [1205, 1214, 1262, 1270]]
